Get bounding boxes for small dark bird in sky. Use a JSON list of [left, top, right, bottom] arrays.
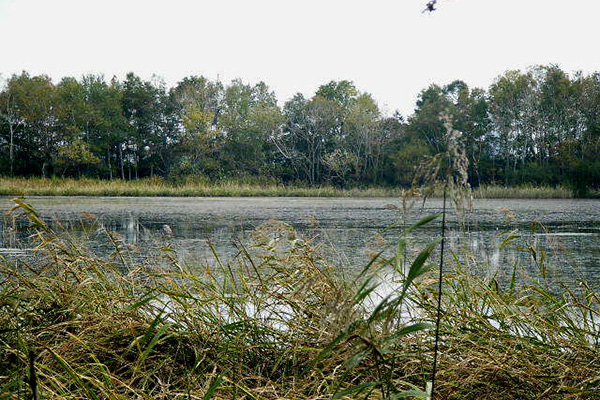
[[423, 0, 437, 13]]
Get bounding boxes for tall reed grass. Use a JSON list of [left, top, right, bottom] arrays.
[[473, 184, 574, 199], [1, 199, 598, 399], [0, 177, 580, 198], [0, 177, 404, 198]]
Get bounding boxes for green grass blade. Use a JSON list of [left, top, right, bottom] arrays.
[[332, 382, 379, 399], [202, 370, 228, 399], [46, 347, 100, 400]]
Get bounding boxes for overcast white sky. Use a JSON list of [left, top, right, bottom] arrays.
[[1, 0, 599, 115]]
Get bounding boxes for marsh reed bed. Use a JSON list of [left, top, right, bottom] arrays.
[[0, 177, 578, 198], [0, 177, 404, 198], [0, 199, 599, 399]]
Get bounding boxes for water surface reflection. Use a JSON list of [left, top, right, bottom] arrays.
[[1, 196, 598, 289]]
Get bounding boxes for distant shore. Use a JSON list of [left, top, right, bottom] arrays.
[[0, 177, 582, 199]]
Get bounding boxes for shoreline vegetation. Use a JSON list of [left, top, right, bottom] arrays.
[[2, 67, 600, 196], [1, 200, 598, 399], [0, 177, 583, 199]]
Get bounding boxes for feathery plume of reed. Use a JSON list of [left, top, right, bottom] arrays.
[[411, 110, 472, 218]]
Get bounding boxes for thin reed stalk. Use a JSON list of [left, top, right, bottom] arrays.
[[429, 181, 447, 398]]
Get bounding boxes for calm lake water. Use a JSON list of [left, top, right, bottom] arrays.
[[1, 196, 599, 289]]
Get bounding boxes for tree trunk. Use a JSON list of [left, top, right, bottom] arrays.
[[119, 144, 125, 180], [107, 149, 113, 180], [9, 122, 14, 176]]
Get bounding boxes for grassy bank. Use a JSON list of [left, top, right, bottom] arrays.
[[1, 200, 598, 399], [473, 184, 575, 199], [0, 177, 582, 198], [0, 177, 404, 198]]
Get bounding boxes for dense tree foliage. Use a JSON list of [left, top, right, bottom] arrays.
[[1, 66, 599, 192]]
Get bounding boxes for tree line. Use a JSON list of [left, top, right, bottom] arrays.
[[1, 65, 599, 193]]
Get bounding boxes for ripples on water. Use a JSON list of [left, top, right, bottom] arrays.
[[1, 196, 599, 290]]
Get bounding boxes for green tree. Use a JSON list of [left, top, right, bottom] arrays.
[[408, 84, 451, 155], [0, 72, 58, 176], [169, 76, 225, 177], [84, 75, 130, 179], [122, 73, 176, 179], [343, 93, 382, 182], [219, 80, 283, 177], [316, 80, 358, 109], [489, 70, 537, 184]]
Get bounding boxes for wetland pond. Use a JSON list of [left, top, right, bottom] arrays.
[[1, 196, 599, 290]]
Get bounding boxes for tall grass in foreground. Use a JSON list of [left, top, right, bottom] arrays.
[[0, 177, 581, 198], [1, 199, 599, 399]]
